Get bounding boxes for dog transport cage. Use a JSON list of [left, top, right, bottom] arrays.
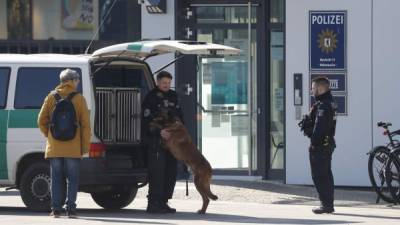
[[95, 87, 141, 145]]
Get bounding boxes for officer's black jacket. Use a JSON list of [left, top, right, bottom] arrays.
[[141, 87, 184, 135], [310, 91, 337, 147]]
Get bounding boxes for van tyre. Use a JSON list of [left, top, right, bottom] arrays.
[[20, 161, 52, 212], [91, 185, 138, 210]]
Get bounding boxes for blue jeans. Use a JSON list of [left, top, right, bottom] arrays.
[[49, 158, 80, 211]]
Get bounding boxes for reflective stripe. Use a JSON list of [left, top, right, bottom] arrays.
[[127, 43, 143, 52], [0, 110, 8, 179], [8, 109, 40, 128], [8, 109, 91, 129]]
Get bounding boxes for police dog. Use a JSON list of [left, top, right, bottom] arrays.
[[150, 113, 218, 214]]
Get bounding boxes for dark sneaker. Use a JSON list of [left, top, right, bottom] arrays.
[[312, 206, 334, 214], [146, 202, 169, 214], [50, 210, 61, 218], [162, 202, 176, 213], [66, 210, 78, 218]]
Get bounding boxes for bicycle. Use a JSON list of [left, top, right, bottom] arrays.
[[367, 122, 400, 204]]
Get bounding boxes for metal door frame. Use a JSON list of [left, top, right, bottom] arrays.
[[175, 0, 273, 179]]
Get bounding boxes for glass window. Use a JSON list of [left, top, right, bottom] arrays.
[[15, 67, 82, 109], [270, 0, 284, 23], [271, 31, 284, 46], [197, 28, 257, 60], [196, 6, 257, 24], [99, 0, 127, 41], [32, 1, 98, 40], [196, 25, 258, 170], [0, 68, 10, 109], [270, 31, 284, 169], [7, 0, 31, 40], [0, 1, 7, 39]]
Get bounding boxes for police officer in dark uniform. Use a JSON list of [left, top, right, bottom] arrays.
[[142, 71, 183, 213], [301, 76, 337, 214]]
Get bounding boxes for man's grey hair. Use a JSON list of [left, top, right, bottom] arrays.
[[60, 68, 80, 83]]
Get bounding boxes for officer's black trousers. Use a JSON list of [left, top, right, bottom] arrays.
[[147, 136, 177, 203], [309, 147, 334, 209]]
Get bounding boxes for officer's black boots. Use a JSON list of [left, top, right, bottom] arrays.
[[162, 201, 176, 213], [312, 206, 335, 214], [146, 200, 176, 214], [146, 201, 169, 214]]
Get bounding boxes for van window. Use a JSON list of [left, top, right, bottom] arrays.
[[0, 68, 10, 109], [14, 67, 82, 109]]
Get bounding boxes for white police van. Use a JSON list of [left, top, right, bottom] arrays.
[[0, 40, 239, 211]]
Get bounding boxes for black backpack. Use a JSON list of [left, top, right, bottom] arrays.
[[50, 91, 78, 141]]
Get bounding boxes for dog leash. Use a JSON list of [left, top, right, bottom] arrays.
[[186, 179, 189, 196]]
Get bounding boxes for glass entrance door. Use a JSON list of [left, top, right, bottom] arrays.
[[194, 5, 257, 172]]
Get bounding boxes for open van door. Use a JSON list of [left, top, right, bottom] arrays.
[[91, 40, 240, 59]]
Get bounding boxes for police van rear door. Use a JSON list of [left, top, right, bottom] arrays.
[[90, 40, 239, 146], [91, 40, 240, 59]]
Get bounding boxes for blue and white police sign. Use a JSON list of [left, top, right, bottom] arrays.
[[309, 11, 347, 70], [310, 73, 346, 92]]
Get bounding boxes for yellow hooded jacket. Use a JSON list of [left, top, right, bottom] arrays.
[[38, 81, 91, 158]]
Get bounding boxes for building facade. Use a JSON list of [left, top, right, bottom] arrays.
[[286, 0, 400, 186], [0, 0, 141, 53], [2, 0, 398, 186]]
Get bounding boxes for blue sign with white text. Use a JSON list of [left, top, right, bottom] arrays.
[[310, 11, 346, 70], [310, 73, 346, 92]]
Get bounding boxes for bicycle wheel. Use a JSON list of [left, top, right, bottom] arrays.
[[368, 146, 397, 203], [385, 152, 400, 203]]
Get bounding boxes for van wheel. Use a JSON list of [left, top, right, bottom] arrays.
[[19, 161, 52, 212], [91, 185, 138, 210]]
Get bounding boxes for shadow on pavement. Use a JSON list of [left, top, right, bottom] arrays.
[[0, 207, 358, 224], [0, 190, 19, 196], [0, 206, 47, 216], [0, 207, 169, 225]]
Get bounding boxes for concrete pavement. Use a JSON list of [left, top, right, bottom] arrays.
[[0, 180, 399, 225]]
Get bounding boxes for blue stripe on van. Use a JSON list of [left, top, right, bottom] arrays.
[[0, 110, 8, 179]]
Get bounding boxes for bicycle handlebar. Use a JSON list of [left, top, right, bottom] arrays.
[[377, 121, 392, 127], [377, 121, 400, 148], [376, 122, 400, 136]]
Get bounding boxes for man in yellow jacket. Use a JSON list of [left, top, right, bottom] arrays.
[[38, 69, 91, 218]]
